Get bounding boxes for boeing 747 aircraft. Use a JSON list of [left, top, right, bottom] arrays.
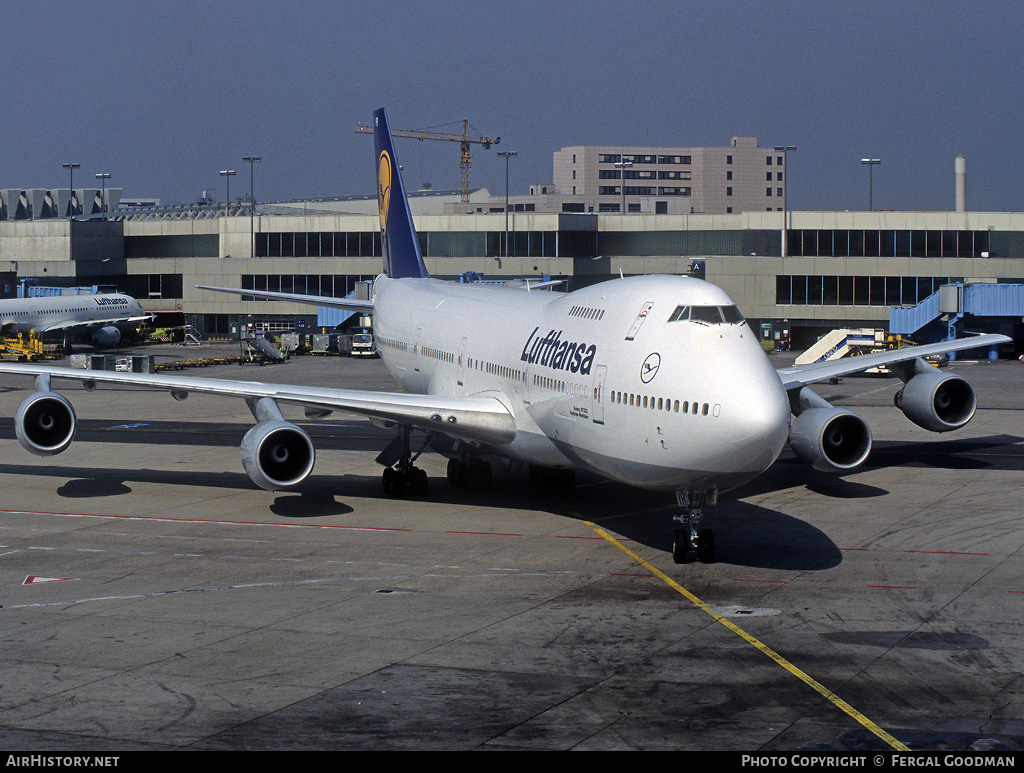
[[0, 109, 1009, 563], [0, 292, 150, 348]]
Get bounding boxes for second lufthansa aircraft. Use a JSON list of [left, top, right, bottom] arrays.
[[0, 109, 1009, 563]]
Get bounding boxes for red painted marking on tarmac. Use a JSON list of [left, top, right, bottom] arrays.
[[868, 585, 917, 590], [903, 550, 988, 556], [0, 509, 413, 532], [23, 576, 77, 585]]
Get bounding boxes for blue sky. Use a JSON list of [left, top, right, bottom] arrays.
[[2, 0, 1021, 211]]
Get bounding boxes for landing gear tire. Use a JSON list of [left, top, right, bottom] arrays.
[[381, 425, 432, 499], [697, 528, 715, 564], [672, 488, 718, 565], [447, 458, 492, 489], [410, 467, 429, 496], [447, 458, 463, 487], [382, 467, 403, 497], [672, 529, 691, 564], [469, 458, 492, 488], [384, 466, 427, 498]]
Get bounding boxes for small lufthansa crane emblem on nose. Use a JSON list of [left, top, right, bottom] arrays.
[[640, 352, 661, 383]]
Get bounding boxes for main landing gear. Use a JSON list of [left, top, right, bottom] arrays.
[[378, 427, 495, 497], [379, 425, 429, 498], [672, 488, 717, 564], [447, 457, 492, 489]]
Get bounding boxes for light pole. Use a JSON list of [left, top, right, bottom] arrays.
[[95, 173, 111, 215], [497, 151, 517, 258], [242, 156, 261, 258], [220, 169, 236, 216], [861, 158, 880, 211], [615, 159, 633, 214], [62, 163, 80, 217], [774, 146, 795, 256]]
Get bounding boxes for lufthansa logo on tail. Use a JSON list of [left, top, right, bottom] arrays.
[[378, 150, 392, 233]]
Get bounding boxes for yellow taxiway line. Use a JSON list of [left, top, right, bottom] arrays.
[[587, 522, 910, 752]]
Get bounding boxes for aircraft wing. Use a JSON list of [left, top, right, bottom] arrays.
[[0, 363, 516, 447], [195, 284, 374, 313], [777, 334, 1011, 390]]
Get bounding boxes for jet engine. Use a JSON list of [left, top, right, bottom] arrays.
[[240, 420, 315, 490], [90, 326, 122, 348], [788, 387, 872, 473], [15, 391, 76, 456], [894, 370, 976, 432]]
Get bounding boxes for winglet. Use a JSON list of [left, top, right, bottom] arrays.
[[374, 108, 429, 279]]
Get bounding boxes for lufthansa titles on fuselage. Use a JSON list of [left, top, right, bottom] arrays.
[[520, 327, 597, 375], [94, 297, 128, 307]]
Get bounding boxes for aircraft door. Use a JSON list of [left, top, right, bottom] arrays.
[[457, 336, 468, 386], [591, 364, 608, 425]]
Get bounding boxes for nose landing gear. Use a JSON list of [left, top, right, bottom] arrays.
[[672, 488, 717, 564]]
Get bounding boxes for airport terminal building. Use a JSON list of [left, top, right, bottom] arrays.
[[1, 151, 1022, 349]]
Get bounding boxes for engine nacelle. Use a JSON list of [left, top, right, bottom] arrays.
[[15, 391, 77, 456], [240, 420, 315, 490], [789, 407, 872, 473], [895, 370, 976, 432], [90, 326, 122, 348]]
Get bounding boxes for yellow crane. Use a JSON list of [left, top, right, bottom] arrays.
[[355, 119, 500, 203]]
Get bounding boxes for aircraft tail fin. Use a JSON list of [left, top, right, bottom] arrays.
[[374, 108, 429, 279]]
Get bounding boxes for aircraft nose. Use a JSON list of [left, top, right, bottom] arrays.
[[731, 371, 791, 474]]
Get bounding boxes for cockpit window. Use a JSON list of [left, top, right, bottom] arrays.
[[668, 304, 745, 325], [720, 305, 744, 323], [690, 305, 724, 324]]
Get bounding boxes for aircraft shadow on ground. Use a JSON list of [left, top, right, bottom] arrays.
[[548, 476, 843, 571], [865, 434, 1024, 472], [4, 429, 1016, 569], [0, 458, 838, 569]]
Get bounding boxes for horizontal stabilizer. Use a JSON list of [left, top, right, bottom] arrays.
[[195, 284, 374, 313]]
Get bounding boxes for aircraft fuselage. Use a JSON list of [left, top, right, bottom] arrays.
[[0, 293, 144, 342], [371, 273, 791, 492]]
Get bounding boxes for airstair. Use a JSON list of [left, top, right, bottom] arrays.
[[240, 333, 287, 362], [794, 328, 881, 366]]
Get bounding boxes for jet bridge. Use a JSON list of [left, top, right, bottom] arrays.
[[889, 282, 1020, 358]]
